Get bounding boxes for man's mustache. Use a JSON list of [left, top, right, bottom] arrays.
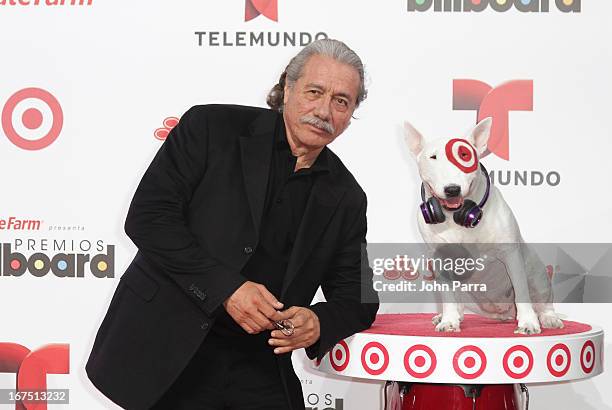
[[299, 116, 335, 134]]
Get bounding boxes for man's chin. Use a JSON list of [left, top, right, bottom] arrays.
[[297, 132, 334, 149]]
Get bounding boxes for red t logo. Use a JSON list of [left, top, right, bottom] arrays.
[[453, 79, 533, 160], [0, 343, 69, 410], [245, 0, 278, 22]]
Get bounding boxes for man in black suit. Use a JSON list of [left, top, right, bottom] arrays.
[[86, 38, 379, 410]]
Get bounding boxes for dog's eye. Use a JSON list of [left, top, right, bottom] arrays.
[[429, 154, 437, 160]]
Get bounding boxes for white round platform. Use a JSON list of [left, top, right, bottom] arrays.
[[312, 314, 604, 384]]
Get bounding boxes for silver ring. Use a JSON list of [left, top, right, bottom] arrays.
[[274, 319, 295, 336]]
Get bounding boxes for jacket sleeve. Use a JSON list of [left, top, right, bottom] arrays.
[[304, 195, 380, 361], [124, 105, 247, 317]]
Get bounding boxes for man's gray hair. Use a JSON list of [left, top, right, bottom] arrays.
[[266, 38, 367, 112]]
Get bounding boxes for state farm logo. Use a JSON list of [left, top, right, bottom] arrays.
[[0, 217, 41, 231], [154, 116, 179, 141], [0, 343, 69, 409], [453, 79, 560, 187], [1, 0, 91, 6], [245, 0, 277, 22], [1, 87, 63, 150], [408, 0, 580, 13]]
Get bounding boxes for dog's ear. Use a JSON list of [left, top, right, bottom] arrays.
[[404, 121, 424, 157], [468, 117, 493, 156]]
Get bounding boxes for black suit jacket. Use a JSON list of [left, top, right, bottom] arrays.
[[85, 104, 379, 410]]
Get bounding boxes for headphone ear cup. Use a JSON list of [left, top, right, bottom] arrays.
[[428, 197, 446, 224], [453, 199, 483, 228]]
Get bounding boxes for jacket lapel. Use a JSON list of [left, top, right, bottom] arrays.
[[239, 110, 277, 237], [281, 166, 346, 297], [239, 110, 347, 297]]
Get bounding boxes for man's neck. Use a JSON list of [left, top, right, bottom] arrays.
[[284, 124, 324, 172]]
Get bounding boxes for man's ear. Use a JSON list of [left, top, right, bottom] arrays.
[[283, 83, 291, 106], [404, 121, 424, 157], [467, 117, 492, 156]]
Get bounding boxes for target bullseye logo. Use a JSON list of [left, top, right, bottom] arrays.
[[547, 343, 571, 377], [445, 138, 478, 173], [361, 341, 389, 376], [329, 340, 350, 372], [453, 345, 487, 379], [404, 344, 436, 379], [580, 340, 595, 374], [1, 87, 63, 150], [503, 345, 534, 379]]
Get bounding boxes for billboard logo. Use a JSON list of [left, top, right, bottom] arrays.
[[0, 343, 69, 410], [305, 392, 344, 410], [0, 242, 115, 278], [453, 79, 533, 161], [1, 87, 63, 150], [408, 0, 580, 13], [245, 0, 278, 21]]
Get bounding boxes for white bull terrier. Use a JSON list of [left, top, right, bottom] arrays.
[[404, 117, 563, 334]]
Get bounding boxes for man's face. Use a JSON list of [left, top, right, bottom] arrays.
[[283, 54, 360, 150]]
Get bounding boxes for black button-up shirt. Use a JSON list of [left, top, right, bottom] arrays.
[[210, 113, 329, 348]]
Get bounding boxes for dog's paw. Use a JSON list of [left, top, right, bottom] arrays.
[[539, 311, 564, 329], [514, 319, 541, 335], [435, 320, 461, 332], [432, 314, 442, 325]]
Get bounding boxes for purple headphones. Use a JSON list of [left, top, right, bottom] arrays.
[[419, 163, 491, 228]]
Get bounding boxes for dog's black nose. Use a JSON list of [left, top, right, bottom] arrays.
[[444, 185, 461, 197]]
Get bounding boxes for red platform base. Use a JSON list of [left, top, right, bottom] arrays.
[[398, 383, 521, 410]]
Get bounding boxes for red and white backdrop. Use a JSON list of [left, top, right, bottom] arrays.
[[1, 0, 610, 409]]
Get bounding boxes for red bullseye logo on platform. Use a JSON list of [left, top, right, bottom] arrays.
[[330, 340, 350, 372], [1, 87, 63, 150], [503, 345, 534, 379], [453, 345, 487, 379], [404, 344, 436, 378], [580, 340, 595, 374], [245, 0, 278, 21], [361, 341, 389, 376], [547, 343, 571, 377]]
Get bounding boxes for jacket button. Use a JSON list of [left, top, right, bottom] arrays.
[[243, 246, 253, 255], [201, 322, 209, 330]]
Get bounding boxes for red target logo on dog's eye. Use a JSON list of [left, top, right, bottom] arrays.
[[445, 138, 478, 173]]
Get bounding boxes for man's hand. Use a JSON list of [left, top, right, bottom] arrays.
[[223, 281, 284, 334], [268, 306, 320, 354]]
